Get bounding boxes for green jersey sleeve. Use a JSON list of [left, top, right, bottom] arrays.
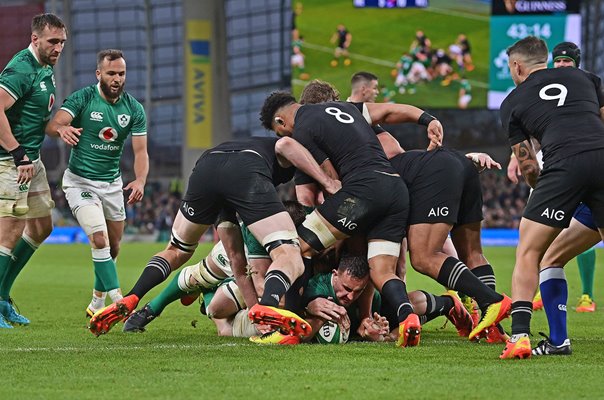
[[131, 101, 147, 135], [60, 87, 90, 118], [303, 273, 335, 305], [0, 64, 34, 101]]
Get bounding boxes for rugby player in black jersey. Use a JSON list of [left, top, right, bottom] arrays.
[[500, 36, 604, 359], [299, 79, 512, 343], [88, 136, 339, 336], [253, 90, 443, 347]]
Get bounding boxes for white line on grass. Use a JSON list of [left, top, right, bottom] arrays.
[[300, 42, 489, 89], [6, 342, 247, 352]]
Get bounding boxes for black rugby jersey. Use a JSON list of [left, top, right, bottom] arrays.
[[208, 137, 294, 185], [293, 102, 395, 181], [500, 67, 604, 165]]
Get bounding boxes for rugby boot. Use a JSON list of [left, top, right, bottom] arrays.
[[248, 304, 311, 337], [532, 291, 543, 311], [86, 303, 103, 319], [0, 313, 13, 329], [396, 313, 421, 348], [123, 304, 158, 333], [88, 294, 139, 336], [531, 332, 572, 356], [485, 324, 510, 344], [500, 334, 532, 359], [469, 294, 511, 341], [444, 290, 474, 337], [249, 330, 301, 345], [0, 298, 30, 325], [576, 294, 596, 313], [460, 294, 480, 327]]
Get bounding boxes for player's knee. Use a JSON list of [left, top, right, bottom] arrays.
[[90, 231, 108, 249]]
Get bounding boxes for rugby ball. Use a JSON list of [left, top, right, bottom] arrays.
[[316, 320, 350, 344]]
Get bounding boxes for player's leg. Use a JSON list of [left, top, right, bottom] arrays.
[[0, 183, 53, 325], [63, 172, 119, 316], [500, 218, 562, 359], [247, 210, 316, 337], [409, 290, 473, 337]]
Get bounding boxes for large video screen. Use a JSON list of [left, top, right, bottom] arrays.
[[292, 0, 581, 110]]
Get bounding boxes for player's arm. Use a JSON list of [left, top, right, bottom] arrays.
[[364, 102, 443, 150], [511, 140, 540, 188], [124, 135, 148, 204], [344, 32, 352, 48], [0, 88, 33, 184], [275, 136, 341, 195], [45, 109, 82, 146], [377, 132, 404, 159], [507, 152, 521, 184]]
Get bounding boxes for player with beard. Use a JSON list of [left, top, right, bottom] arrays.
[[46, 49, 149, 317], [0, 13, 67, 328]]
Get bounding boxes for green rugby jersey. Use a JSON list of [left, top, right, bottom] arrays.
[[61, 84, 147, 181], [459, 79, 472, 95], [304, 272, 381, 332], [0, 45, 56, 160], [398, 55, 413, 75]]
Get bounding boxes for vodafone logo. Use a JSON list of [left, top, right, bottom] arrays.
[[48, 93, 55, 112], [99, 127, 118, 143]]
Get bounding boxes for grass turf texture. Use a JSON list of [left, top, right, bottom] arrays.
[[293, 0, 490, 108], [2, 243, 604, 399]]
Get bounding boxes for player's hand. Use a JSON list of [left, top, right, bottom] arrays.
[[57, 126, 82, 147], [323, 179, 341, 196], [426, 120, 443, 150], [16, 159, 34, 184], [306, 297, 347, 322], [466, 152, 502, 172], [359, 313, 390, 342], [124, 178, 145, 204], [507, 154, 521, 184]]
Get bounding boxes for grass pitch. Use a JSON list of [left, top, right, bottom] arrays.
[[2, 243, 604, 399], [294, 0, 490, 108]]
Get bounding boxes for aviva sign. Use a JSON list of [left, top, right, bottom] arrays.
[[186, 20, 212, 148]]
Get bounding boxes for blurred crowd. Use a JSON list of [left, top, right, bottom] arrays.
[[480, 171, 530, 229]]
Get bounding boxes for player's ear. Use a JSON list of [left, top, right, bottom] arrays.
[[95, 69, 101, 81], [274, 117, 285, 126]]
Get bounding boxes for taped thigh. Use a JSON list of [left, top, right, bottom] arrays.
[[261, 230, 299, 254], [74, 204, 107, 235], [220, 280, 246, 311], [297, 211, 336, 251], [367, 240, 401, 260]]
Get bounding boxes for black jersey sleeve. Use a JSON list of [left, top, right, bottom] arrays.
[[500, 96, 530, 146], [586, 71, 604, 108]]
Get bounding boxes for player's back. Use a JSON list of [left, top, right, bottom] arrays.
[[501, 67, 604, 165], [294, 102, 394, 181]]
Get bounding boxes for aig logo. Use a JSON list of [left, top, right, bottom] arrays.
[[541, 208, 564, 221], [90, 111, 103, 122], [182, 202, 195, 216], [429, 207, 449, 217]]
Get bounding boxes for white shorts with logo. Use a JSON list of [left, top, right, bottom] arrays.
[[62, 168, 125, 221], [0, 158, 53, 218]]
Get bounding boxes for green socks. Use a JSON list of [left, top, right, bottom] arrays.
[[577, 247, 596, 299], [0, 236, 38, 299]]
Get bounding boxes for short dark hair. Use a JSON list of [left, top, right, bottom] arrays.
[[506, 36, 548, 66], [300, 80, 340, 104], [97, 49, 125, 69], [337, 256, 369, 280], [31, 13, 66, 34], [259, 91, 296, 130], [283, 200, 307, 226], [351, 71, 378, 87]]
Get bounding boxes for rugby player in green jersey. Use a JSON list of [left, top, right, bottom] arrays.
[[0, 13, 67, 328], [46, 49, 148, 317]]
